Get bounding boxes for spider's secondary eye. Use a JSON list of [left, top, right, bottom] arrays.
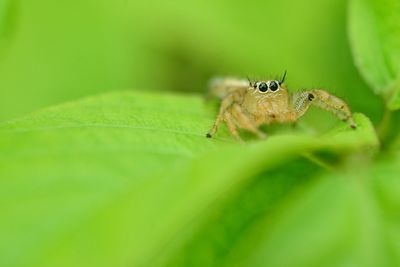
[[269, 81, 279, 91], [258, 82, 268, 92]]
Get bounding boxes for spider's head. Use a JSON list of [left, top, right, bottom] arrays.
[[248, 71, 288, 98]]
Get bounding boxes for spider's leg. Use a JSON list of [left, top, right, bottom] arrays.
[[206, 110, 223, 138], [223, 111, 242, 141], [231, 103, 267, 139], [207, 93, 236, 138], [292, 89, 357, 129]]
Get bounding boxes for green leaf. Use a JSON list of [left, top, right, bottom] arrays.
[[163, 156, 400, 267], [348, 0, 400, 103], [219, 168, 394, 267], [0, 91, 377, 267], [388, 80, 400, 110]]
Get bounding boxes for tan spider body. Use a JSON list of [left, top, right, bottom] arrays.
[[206, 76, 357, 140]]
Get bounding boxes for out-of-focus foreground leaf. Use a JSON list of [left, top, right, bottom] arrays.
[[348, 0, 400, 109], [165, 160, 400, 267], [388, 85, 400, 110], [0, 91, 379, 267]]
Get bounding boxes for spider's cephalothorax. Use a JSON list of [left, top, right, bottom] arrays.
[[206, 74, 357, 140]]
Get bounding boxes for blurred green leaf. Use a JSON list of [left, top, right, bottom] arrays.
[[366, 154, 400, 266], [0, 91, 377, 267], [348, 0, 400, 105], [217, 168, 394, 267], [159, 158, 322, 267], [388, 81, 400, 110], [164, 156, 400, 267]]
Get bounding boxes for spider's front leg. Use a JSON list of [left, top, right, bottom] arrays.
[[206, 93, 239, 139], [206, 91, 264, 140], [292, 89, 357, 129], [231, 104, 267, 139]]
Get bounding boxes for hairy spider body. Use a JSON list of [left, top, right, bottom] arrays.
[[206, 76, 356, 140]]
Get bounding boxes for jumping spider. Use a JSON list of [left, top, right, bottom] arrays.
[[206, 72, 357, 140]]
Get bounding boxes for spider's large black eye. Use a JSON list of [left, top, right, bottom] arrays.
[[258, 82, 268, 92], [269, 81, 279, 91]]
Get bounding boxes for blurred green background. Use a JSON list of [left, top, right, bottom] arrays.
[[0, 0, 383, 122]]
